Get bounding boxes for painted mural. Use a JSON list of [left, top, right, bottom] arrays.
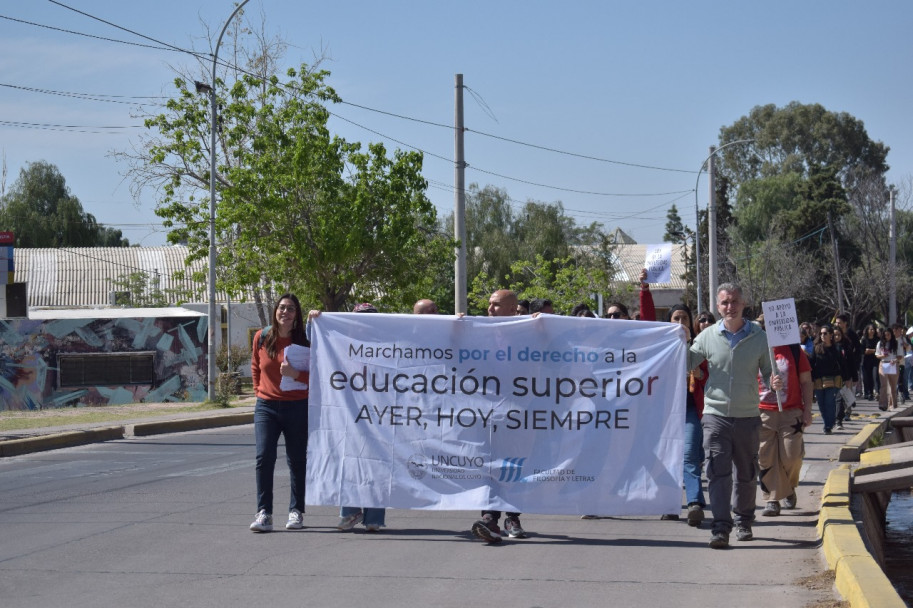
[[0, 315, 208, 411]]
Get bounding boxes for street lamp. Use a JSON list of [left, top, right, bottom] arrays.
[[206, 0, 250, 401], [693, 138, 754, 314]]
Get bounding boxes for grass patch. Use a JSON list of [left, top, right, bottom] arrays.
[[0, 402, 250, 432]]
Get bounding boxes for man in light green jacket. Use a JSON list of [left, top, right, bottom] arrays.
[[689, 283, 779, 549]]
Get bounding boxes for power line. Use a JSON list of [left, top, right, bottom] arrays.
[[0, 14, 179, 52], [46, 0, 198, 56], [339, 99, 696, 174], [0, 82, 167, 105]]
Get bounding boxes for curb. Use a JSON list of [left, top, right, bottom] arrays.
[[0, 426, 125, 457], [818, 430, 906, 607], [0, 412, 254, 457], [129, 412, 254, 436]]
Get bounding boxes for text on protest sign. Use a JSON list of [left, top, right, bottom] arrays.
[[761, 298, 801, 347], [644, 244, 672, 284]]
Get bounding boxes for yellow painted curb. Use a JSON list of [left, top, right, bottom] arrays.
[[817, 503, 854, 542], [821, 465, 852, 506], [834, 555, 907, 608], [820, 509, 870, 569], [859, 448, 892, 469], [839, 422, 885, 462], [817, 456, 907, 607], [0, 426, 125, 457]]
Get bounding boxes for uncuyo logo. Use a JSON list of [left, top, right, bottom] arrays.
[[407, 454, 427, 480], [498, 457, 526, 482]]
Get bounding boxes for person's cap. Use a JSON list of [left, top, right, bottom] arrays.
[[353, 303, 379, 313]]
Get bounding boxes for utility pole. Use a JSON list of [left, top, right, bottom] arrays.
[[454, 74, 467, 314], [826, 210, 845, 314], [889, 185, 897, 323], [707, 146, 718, 303]]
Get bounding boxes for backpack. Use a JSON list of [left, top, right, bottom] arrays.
[[255, 325, 271, 351]]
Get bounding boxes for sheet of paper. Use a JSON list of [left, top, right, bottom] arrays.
[[279, 344, 310, 391]]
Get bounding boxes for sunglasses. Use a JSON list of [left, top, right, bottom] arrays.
[[606, 312, 624, 319], [698, 317, 711, 323]]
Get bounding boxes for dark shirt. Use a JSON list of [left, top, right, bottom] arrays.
[[809, 345, 849, 380]]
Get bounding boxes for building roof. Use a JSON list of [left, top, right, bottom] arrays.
[[15, 246, 215, 308], [13, 243, 691, 309], [28, 307, 206, 319]]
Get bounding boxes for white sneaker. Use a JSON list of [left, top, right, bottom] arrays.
[[336, 512, 363, 530], [250, 509, 273, 533], [286, 509, 304, 530]]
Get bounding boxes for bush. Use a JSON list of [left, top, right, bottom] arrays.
[[216, 343, 251, 374]]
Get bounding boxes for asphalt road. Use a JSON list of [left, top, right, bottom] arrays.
[[0, 421, 844, 608]]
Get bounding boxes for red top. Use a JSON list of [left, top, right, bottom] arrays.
[[639, 285, 706, 416], [251, 330, 310, 401], [758, 345, 810, 411]]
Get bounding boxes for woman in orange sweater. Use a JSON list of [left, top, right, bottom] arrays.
[[249, 294, 310, 533]]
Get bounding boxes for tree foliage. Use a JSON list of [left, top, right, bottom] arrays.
[[122, 27, 450, 314], [0, 161, 129, 247], [711, 102, 903, 323]]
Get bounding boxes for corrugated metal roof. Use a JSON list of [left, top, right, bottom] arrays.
[[15, 247, 220, 307], [14, 244, 692, 308]]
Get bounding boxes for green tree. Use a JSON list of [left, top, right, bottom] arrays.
[[0, 161, 129, 247], [137, 65, 448, 313]]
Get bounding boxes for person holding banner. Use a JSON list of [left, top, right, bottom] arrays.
[[335, 302, 389, 532], [639, 270, 708, 526], [249, 294, 310, 533], [472, 289, 528, 543], [688, 283, 779, 549]]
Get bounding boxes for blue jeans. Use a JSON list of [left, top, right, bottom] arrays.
[[254, 398, 308, 514], [340, 506, 386, 527], [702, 414, 760, 533], [683, 405, 705, 507], [815, 387, 838, 431]]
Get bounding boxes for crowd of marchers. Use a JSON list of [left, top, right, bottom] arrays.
[[242, 279, 911, 550]]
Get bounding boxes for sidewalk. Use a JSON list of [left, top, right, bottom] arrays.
[[0, 394, 906, 606]]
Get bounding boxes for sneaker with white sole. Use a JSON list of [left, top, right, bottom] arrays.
[[471, 515, 502, 543], [365, 524, 381, 533], [782, 493, 798, 509], [504, 515, 528, 538], [761, 501, 780, 517], [686, 503, 704, 527], [250, 509, 273, 533], [286, 509, 304, 530], [336, 512, 363, 530]]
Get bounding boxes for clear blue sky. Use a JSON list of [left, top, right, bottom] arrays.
[[2, 1, 911, 247]]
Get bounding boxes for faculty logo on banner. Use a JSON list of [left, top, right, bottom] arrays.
[[499, 457, 526, 482], [306, 313, 688, 516]]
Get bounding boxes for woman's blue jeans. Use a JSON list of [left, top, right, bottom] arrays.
[[683, 405, 705, 506], [815, 387, 838, 431], [254, 398, 308, 514]]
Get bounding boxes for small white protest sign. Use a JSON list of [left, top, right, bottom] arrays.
[[761, 298, 801, 347], [644, 244, 672, 284]]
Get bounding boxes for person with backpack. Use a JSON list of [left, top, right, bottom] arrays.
[[249, 294, 311, 532]]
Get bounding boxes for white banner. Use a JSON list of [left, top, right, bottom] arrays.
[[307, 314, 687, 515]]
